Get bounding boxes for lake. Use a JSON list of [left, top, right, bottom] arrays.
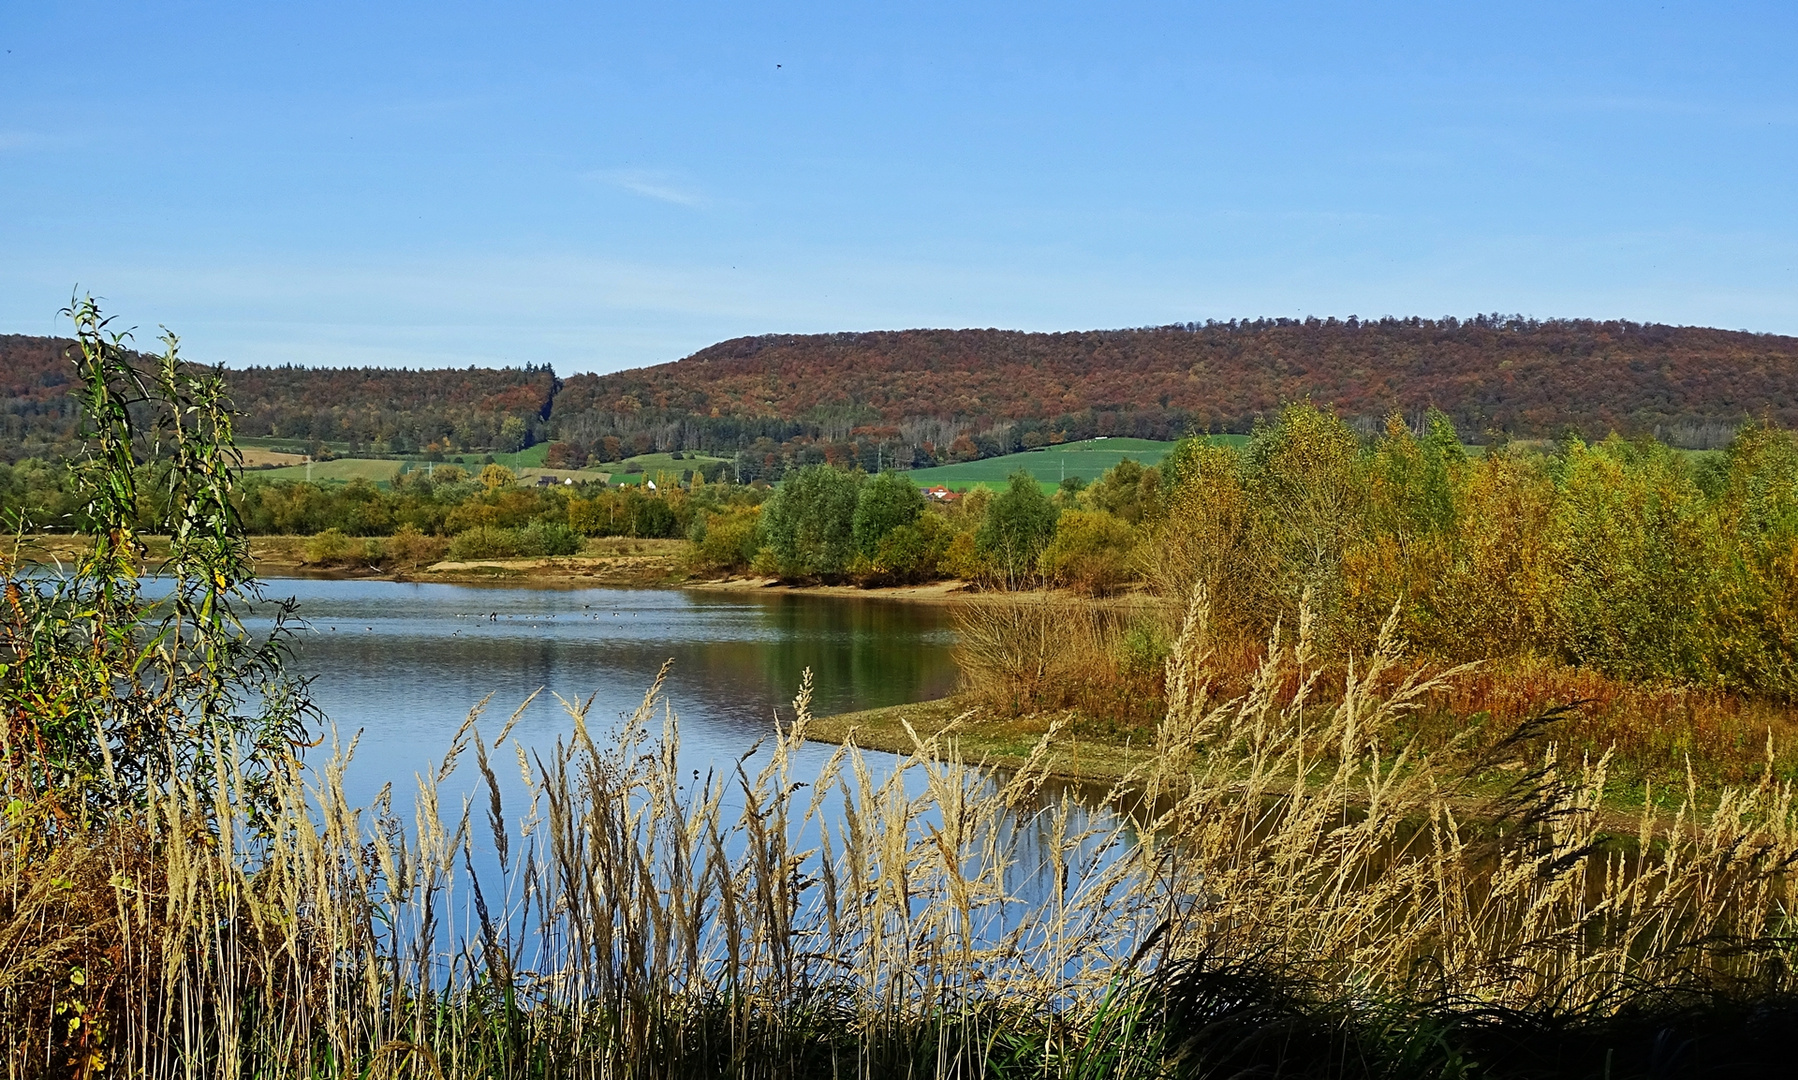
[[256, 577, 962, 806], [255, 576, 1125, 960]]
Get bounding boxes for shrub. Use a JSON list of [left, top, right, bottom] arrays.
[[384, 523, 448, 568], [854, 514, 955, 586], [447, 525, 510, 560], [939, 530, 983, 581], [568, 488, 689, 539], [1, 294, 315, 815], [1038, 508, 1137, 595], [1118, 618, 1172, 677], [976, 472, 1059, 583], [479, 463, 516, 492], [1085, 457, 1161, 524], [758, 464, 863, 578], [749, 545, 781, 577], [631, 494, 678, 538], [953, 593, 1167, 727], [448, 521, 582, 560], [689, 506, 761, 574], [852, 471, 925, 556], [303, 527, 360, 566]]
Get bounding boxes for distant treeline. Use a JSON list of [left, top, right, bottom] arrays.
[[0, 335, 558, 462], [226, 363, 558, 453], [6, 315, 1798, 467]]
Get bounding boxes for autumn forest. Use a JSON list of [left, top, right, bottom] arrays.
[[5, 315, 1796, 469]]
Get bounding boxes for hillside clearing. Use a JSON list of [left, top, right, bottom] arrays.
[[906, 437, 1217, 490]]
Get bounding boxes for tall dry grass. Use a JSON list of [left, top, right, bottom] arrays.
[[6, 587, 1798, 1076], [958, 589, 1798, 794], [951, 593, 1168, 731]]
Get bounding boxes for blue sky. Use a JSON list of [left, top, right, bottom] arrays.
[[2, 1, 1794, 373]]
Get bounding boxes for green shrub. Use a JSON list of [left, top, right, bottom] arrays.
[[689, 507, 761, 574], [976, 472, 1060, 583], [303, 527, 360, 566], [1118, 619, 1172, 678], [750, 546, 781, 577], [448, 521, 582, 560], [758, 464, 863, 578], [859, 513, 955, 585], [853, 471, 925, 556], [1038, 508, 1137, 595]]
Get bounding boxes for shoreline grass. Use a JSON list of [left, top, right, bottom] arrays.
[[15, 590, 1798, 1076], [22, 298, 1798, 1078]]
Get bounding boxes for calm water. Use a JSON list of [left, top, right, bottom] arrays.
[[253, 578, 960, 806], [253, 577, 1125, 954]]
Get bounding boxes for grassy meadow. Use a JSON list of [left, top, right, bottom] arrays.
[[256, 456, 411, 483], [904, 436, 1189, 490], [252, 448, 730, 488], [605, 450, 733, 476]]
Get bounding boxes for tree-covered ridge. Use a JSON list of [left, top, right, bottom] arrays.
[[558, 316, 1798, 446], [0, 335, 84, 461], [6, 315, 1798, 467], [0, 337, 558, 460], [224, 362, 558, 452]]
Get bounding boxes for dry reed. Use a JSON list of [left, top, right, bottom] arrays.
[[5, 587, 1798, 1077]]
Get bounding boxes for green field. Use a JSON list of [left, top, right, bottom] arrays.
[[256, 458, 408, 484], [443, 444, 550, 470], [905, 436, 1243, 490], [604, 452, 729, 475], [255, 448, 731, 487]]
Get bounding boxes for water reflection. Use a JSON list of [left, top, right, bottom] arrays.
[[246, 578, 959, 807], [250, 577, 1145, 962]]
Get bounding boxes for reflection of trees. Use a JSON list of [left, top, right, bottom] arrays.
[[290, 590, 960, 789], [684, 594, 959, 721]]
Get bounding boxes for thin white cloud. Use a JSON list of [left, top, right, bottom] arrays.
[[589, 168, 709, 207]]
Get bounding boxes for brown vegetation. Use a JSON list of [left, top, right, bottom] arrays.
[[557, 317, 1798, 450], [12, 301, 1798, 1075], [9, 315, 1798, 470], [12, 593, 1798, 1075]]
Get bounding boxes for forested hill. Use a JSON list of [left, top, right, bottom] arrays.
[[554, 318, 1798, 448], [4, 316, 1797, 466], [0, 335, 82, 461], [0, 334, 557, 461]]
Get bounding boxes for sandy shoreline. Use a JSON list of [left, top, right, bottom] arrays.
[[12, 533, 1164, 611], [681, 576, 982, 603]]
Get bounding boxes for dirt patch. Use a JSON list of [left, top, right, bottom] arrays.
[[241, 448, 308, 467], [418, 539, 688, 586]]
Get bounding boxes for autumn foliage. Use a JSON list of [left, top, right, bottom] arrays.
[[9, 314, 1798, 468]]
